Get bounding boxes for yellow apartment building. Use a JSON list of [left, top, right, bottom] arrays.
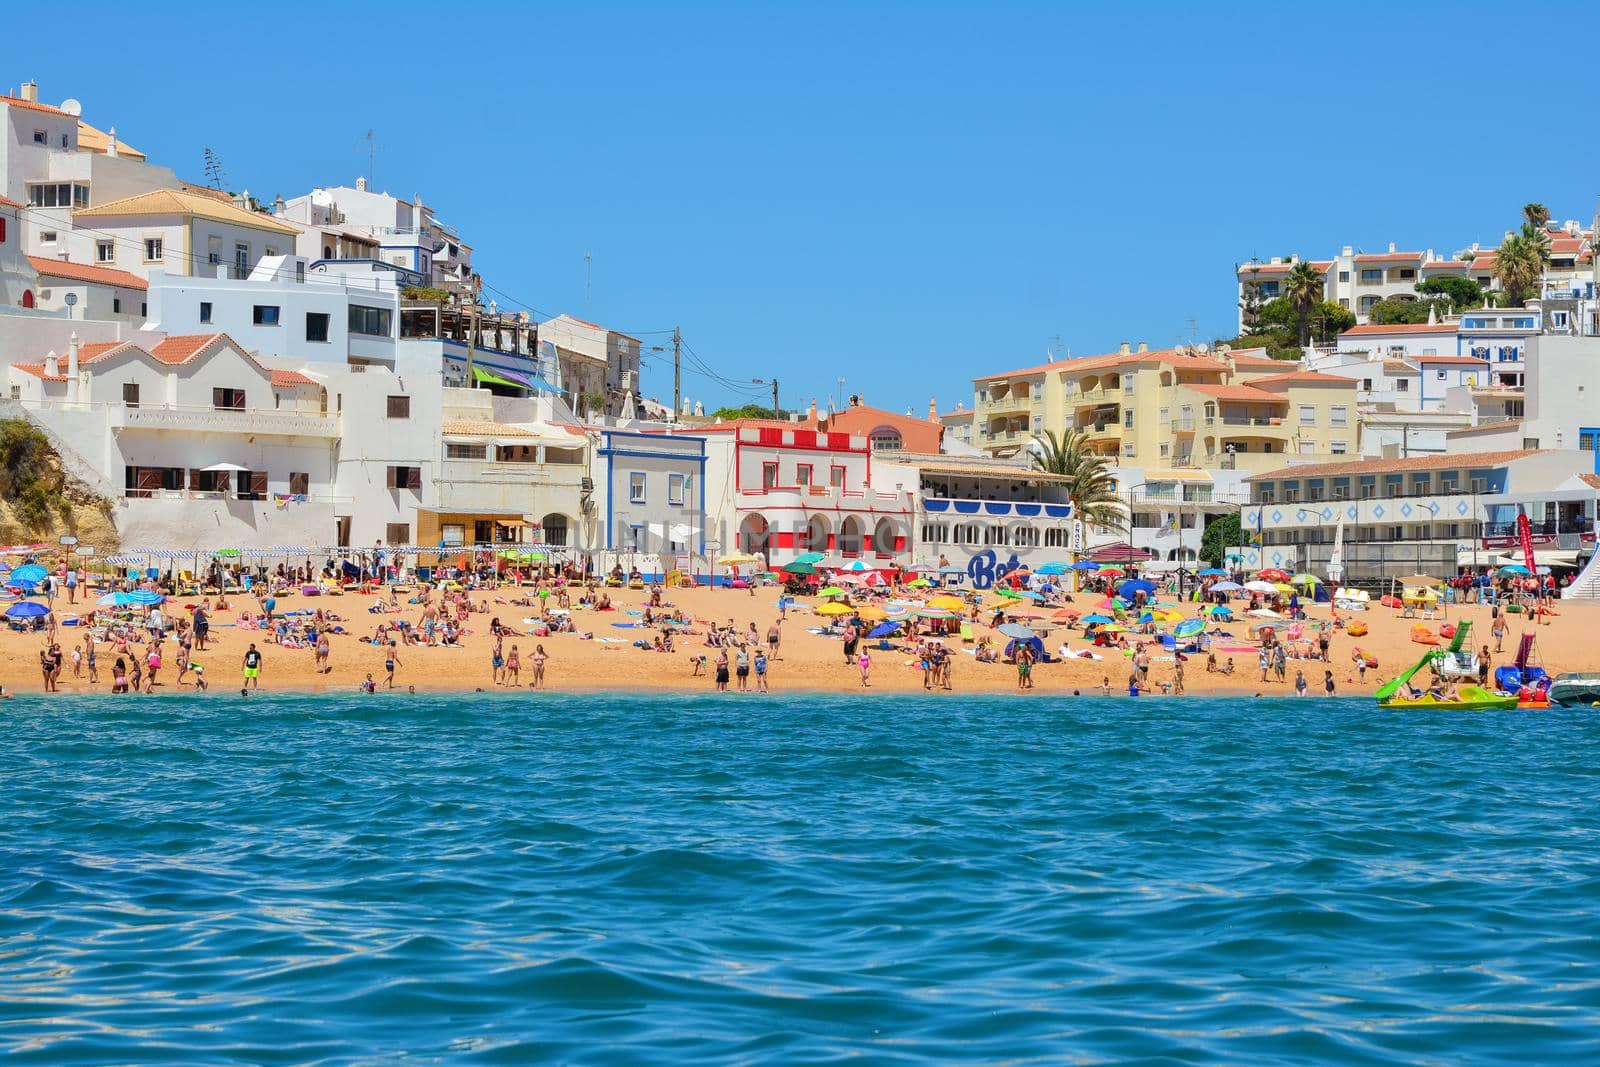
[[970, 344, 1360, 473]]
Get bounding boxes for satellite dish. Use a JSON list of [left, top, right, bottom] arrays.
[[63, 292, 79, 306], [60, 99, 82, 117]]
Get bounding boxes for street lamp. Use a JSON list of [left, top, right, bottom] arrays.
[[1295, 507, 1325, 574], [751, 377, 780, 416]]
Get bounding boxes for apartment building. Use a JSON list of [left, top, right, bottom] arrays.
[[68, 188, 302, 281], [969, 344, 1359, 473], [1234, 449, 1596, 580], [939, 403, 975, 447]]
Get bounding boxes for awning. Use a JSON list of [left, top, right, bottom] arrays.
[[496, 368, 562, 393], [471, 366, 521, 388], [1492, 551, 1579, 567], [496, 518, 529, 527], [415, 506, 531, 517], [200, 462, 249, 472]]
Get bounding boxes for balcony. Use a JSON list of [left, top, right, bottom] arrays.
[[433, 459, 587, 514], [110, 404, 341, 438], [1220, 415, 1282, 427], [922, 496, 1073, 519], [982, 392, 1034, 416]]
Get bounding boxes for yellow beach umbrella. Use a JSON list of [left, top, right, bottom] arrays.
[[928, 595, 965, 611], [815, 601, 853, 616], [856, 605, 888, 622]]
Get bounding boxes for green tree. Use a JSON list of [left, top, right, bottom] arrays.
[[1283, 261, 1326, 345], [1028, 428, 1124, 531], [710, 403, 789, 421], [1414, 275, 1485, 311], [1367, 298, 1443, 325], [1238, 264, 1268, 332], [1494, 233, 1543, 306], [1309, 300, 1356, 342], [1199, 513, 1242, 568], [1522, 202, 1551, 230]]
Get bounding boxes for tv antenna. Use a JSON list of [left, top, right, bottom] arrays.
[[357, 129, 383, 185], [584, 251, 593, 317]]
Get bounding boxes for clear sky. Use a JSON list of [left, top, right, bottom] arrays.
[[10, 1, 1599, 415]]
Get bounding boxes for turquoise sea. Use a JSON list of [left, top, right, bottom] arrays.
[[3, 692, 1600, 1064]]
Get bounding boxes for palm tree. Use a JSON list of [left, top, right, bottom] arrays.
[[1029, 428, 1125, 532], [1522, 202, 1551, 230], [1494, 233, 1543, 306], [1283, 261, 1326, 345]]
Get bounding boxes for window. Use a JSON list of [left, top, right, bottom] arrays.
[[143, 237, 163, 262], [252, 304, 280, 326], [1439, 476, 1458, 493], [762, 462, 779, 489], [96, 240, 114, 263], [386, 395, 411, 419], [140, 302, 146, 317], [199, 301, 212, 324], [668, 473, 686, 505], [1522, 438, 1540, 450], [1338, 270, 1350, 282], [796, 464, 813, 486], [122, 383, 140, 408], [1470, 478, 1487, 494], [1298, 404, 1316, 424], [305, 312, 330, 343], [387, 465, 423, 491], [236, 470, 268, 501], [288, 472, 310, 495], [1436, 369, 1447, 381], [32, 129, 46, 144], [1360, 482, 1376, 499], [1581, 432, 1598, 451], [39, 231, 56, 243], [830, 465, 846, 488], [112, 297, 121, 314], [1330, 405, 1347, 427], [212, 388, 246, 410], [385, 523, 410, 545], [1395, 378, 1409, 392], [1283, 486, 1300, 502], [1359, 268, 1383, 283], [234, 243, 250, 279], [445, 442, 486, 459], [1361, 378, 1373, 391], [348, 305, 392, 337], [26, 182, 89, 208], [1359, 295, 1380, 313], [1398, 268, 1416, 280], [629, 472, 647, 503], [1331, 442, 1348, 455]]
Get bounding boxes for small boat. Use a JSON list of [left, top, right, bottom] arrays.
[[1379, 685, 1518, 712], [1518, 698, 1552, 710], [1548, 673, 1600, 707]]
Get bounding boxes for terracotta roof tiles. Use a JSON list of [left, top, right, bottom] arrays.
[[1342, 322, 1456, 336], [270, 370, 318, 387], [26, 256, 148, 290], [1183, 384, 1287, 403], [1248, 370, 1358, 386], [1245, 449, 1541, 482]]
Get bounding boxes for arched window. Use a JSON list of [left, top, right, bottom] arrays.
[[869, 427, 903, 451], [839, 516, 863, 556], [20, 289, 34, 309], [541, 513, 568, 547]]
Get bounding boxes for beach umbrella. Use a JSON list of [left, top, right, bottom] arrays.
[[1095, 623, 1128, 634], [10, 564, 46, 584], [1082, 614, 1114, 625], [815, 602, 852, 616], [1243, 580, 1278, 594], [1397, 574, 1441, 587], [928, 595, 965, 611], [998, 623, 1037, 641], [1209, 580, 1242, 592], [780, 560, 818, 576], [937, 565, 967, 576], [5, 601, 48, 619], [993, 588, 1022, 600], [1258, 568, 1290, 582], [1019, 590, 1046, 602], [867, 621, 901, 638], [1137, 611, 1154, 625], [793, 551, 826, 566], [1096, 566, 1126, 577], [817, 585, 846, 598], [126, 590, 164, 605], [718, 553, 763, 568], [856, 605, 888, 622], [917, 607, 956, 619], [214, 548, 241, 558], [1498, 564, 1531, 577], [1069, 560, 1100, 571], [1248, 608, 1284, 619], [841, 559, 872, 571], [1036, 562, 1069, 576], [1291, 573, 1321, 585], [1202, 604, 1233, 616], [1274, 582, 1295, 595], [1118, 578, 1155, 599], [906, 578, 931, 587], [97, 591, 135, 607], [1174, 618, 1204, 639], [1052, 608, 1081, 621], [1198, 568, 1227, 577]]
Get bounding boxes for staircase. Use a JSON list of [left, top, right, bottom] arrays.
[[1564, 548, 1600, 600]]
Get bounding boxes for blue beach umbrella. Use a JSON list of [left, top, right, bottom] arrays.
[[10, 564, 47, 584], [867, 621, 901, 638], [1082, 614, 1114, 625], [1198, 568, 1227, 576], [98, 591, 136, 607], [1174, 618, 1204, 639], [5, 601, 49, 619], [1137, 611, 1154, 625], [1498, 564, 1532, 577], [125, 590, 165, 606], [1119, 578, 1156, 599], [1070, 560, 1100, 571], [1036, 562, 1069, 576]]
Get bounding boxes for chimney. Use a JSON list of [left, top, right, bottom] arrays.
[[67, 332, 79, 378], [1119, 341, 1131, 354], [355, 176, 368, 192], [274, 193, 285, 214], [1137, 341, 1148, 353], [1388, 241, 1397, 254], [20, 81, 38, 103], [1341, 245, 1354, 256], [106, 126, 118, 158], [44, 350, 59, 378], [807, 397, 818, 422], [928, 396, 937, 422]]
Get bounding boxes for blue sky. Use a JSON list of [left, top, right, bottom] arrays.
[[11, 1, 1600, 414]]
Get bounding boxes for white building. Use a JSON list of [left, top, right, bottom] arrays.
[[26, 256, 147, 326], [62, 187, 302, 283], [0, 193, 33, 307], [276, 179, 475, 296], [537, 314, 642, 418], [592, 429, 706, 573]]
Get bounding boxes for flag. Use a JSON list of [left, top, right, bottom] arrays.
[[1517, 512, 1536, 573]]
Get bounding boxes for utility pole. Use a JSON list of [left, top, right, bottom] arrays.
[[771, 378, 779, 416], [672, 325, 682, 416], [466, 305, 478, 386]]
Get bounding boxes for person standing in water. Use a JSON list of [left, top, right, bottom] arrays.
[[242, 643, 263, 690]]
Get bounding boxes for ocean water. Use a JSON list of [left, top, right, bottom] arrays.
[[3, 694, 1600, 1065]]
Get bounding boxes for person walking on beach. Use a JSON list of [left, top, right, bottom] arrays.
[[1478, 644, 1491, 688], [1491, 612, 1508, 653], [1173, 653, 1185, 696], [1016, 644, 1035, 690], [842, 621, 859, 666], [85, 634, 98, 684], [1259, 645, 1271, 684], [193, 605, 210, 651], [531, 644, 547, 689], [144, 642, 161, 693], [766, 619, 781, 661], [858, 648, 872, 688], [65, 566, 77, 605], [384, 641, 400, 689], [1273, 641, 1287, 683], [315, 631, 331, 675], [242, 643, 262, 690], [754, 648, 769, 693], [491, 634, 504, 685], [734, 644, 750, 692]]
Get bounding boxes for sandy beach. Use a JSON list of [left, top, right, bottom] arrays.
[[3, 579, 1591, 699]]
